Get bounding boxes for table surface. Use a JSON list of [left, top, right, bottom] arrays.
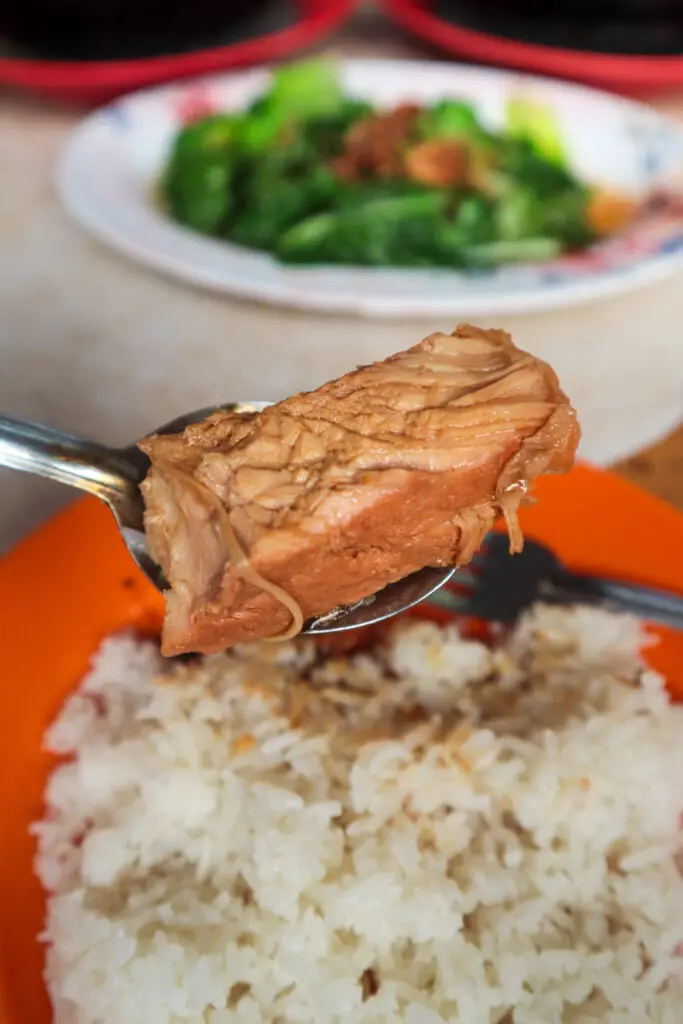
[[610, 90, 683, 514], [1, 11, 683, 548], [617, 423, 683, 511]]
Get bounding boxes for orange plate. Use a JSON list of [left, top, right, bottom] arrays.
[[1, 462, 683, 1024]]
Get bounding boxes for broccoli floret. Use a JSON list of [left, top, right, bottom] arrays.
[[432, 193, 497, 263], [227, 145, 338, 251], [237, 109, 281, 156], [347, 193, 450, 267], [499, 138, 577, 195], [170, 113, 242, 155], [237, 59, 346, 156], [161, 114, 239, 234], [495, 141, 595, 248], [417, 100, 492, 145], [300, 101, 373, 157], [450, 193, 497, 243], [538, 190, 596, 249]]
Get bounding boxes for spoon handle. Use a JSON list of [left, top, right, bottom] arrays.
[[0, 414, 144, 523]]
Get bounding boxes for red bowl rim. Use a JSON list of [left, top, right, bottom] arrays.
[[0, 0, 357, 97], [380, 0, 683, 93]]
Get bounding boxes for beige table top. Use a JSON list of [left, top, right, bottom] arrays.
[[2, 15, 683, 547]]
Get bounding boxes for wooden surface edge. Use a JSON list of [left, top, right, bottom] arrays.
[[615, 423, 683, 511]]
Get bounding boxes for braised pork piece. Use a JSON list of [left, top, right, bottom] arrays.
[[140, 325, 580, 656]]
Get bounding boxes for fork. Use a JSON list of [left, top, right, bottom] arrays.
[[430, 534, 683, 630]]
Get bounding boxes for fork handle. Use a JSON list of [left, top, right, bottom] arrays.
[[545, 573, 683, 631]]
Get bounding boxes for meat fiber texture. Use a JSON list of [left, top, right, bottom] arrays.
[[139, 325, 580, 655]]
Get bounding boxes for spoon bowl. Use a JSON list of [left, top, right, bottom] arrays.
[[0, 404, 457, 637]]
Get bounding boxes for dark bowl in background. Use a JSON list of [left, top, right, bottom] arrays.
[[1, 0, 283, 60], [382, 0, 683, 95], [0, 0, 355, 104], [433, 0, 683, 56]]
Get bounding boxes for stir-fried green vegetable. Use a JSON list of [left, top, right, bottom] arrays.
[[160, 59, 618, 270], [417, 100, 488, 144], [505, 96, 568, 168], [162, 114, 239, 234]]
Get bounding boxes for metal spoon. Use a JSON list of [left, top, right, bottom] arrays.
[[0, 403, 456, 635]]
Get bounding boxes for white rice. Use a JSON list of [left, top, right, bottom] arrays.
[[33, 605, 683, 1024]]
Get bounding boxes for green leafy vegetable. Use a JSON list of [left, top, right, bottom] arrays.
[[300, 102, 373, 157], [462, 237, 562, 267], [277, 193, 450, 266], [496, 140, 595, 247], [228, 158, 338, 250], [417, 100, 489, 144], [506, 96, 568, 168], [237, 60, 347, 156], [159, 60, 611, 271], [334, 179, 437, 212], [161, 114, 240, 234], [267, 59, 345, 121]]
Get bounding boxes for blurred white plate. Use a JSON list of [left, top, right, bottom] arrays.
[[57, 59, 683, 318]]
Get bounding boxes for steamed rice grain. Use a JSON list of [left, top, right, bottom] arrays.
[[33, 605, 683, 1023]]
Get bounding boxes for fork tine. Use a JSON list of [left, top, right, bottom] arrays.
[[430, 531, 540, 621], [484, 532, 512, 552], [427, 586, 475, 614], [448, 568, 477, 587]]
